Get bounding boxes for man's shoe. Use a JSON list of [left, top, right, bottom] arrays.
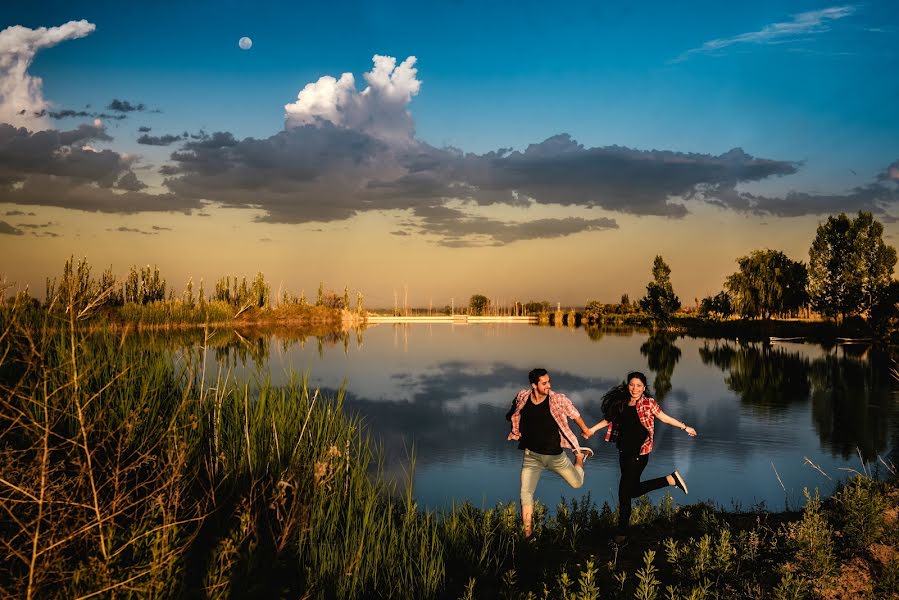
[[672, 470, 688, 495]]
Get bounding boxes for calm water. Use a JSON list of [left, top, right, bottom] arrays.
[[184, 324, 898, 512]]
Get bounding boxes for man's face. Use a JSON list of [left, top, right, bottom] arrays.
[[532, 374, 551, 396]]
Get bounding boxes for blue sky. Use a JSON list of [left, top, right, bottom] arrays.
[[1, 2, 898, 304]]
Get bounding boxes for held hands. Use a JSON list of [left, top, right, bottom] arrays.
[[581, 421, 608, 440]]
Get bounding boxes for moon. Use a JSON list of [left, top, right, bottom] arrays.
[[238, 36, 252, 50]]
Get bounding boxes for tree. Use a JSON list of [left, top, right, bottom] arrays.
[[724, 250, 808, 319], [583, 300, 604, 323], [808, 211, 897, 320], [699, 291, 733, 320], [469, 294, 490, 316], [524, 300, 551, 314], [639, 256, 681, 323]]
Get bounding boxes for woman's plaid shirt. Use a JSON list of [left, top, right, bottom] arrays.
[[604, 395, 661, 455]]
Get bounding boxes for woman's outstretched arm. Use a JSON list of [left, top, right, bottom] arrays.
[[656, 410, 697, 437], [582, 419, 610, 439]]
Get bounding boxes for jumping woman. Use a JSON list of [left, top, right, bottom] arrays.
[[583, 371, 696, 545]]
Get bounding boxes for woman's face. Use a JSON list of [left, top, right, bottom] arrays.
[[628, 377, 645, 399]]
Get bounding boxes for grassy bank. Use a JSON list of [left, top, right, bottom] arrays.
[[1, 300, 897, 599]]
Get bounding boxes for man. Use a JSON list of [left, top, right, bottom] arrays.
[[507, 368, 593, 539]]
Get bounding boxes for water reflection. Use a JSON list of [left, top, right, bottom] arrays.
[[699, 340, 894, 461], [640, 332, 682, 401], [807, 347, 893, 461], [73, 325, 898, 509], [698, 342, 811, 413]]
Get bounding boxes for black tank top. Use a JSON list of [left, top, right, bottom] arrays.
[[616, 404, 648, 456], [519, 397, 562, 455]]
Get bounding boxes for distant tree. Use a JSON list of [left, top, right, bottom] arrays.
[[250, 272, 270, 308], [343, 286, 350, 310], [808, 211, 898, 320], [356, 291, 364, 315], [524, 300, 551, 314], [321, 290, 341, 309], [698, 291, 733, 320], [469, 294, 490, 316], [583, 300, 604, 323], [197, 278, 205, 307], [317, 281, 325, 306], [620, 293, 630, 306], [639, 255, 681, 323], [724, 250, 808, 319], [183, 277, 195, 308]]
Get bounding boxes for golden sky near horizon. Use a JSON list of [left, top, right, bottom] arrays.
[[4, 198, 882, 308]]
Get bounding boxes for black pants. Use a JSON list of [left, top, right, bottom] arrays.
[[617, 452, 669, 533]]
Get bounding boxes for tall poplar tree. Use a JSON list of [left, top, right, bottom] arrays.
[[639, 255, 680, 323]]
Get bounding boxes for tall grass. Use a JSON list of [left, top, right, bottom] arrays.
[[0, 292, 441, 598]]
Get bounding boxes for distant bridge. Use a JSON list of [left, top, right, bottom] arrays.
[[366, 315, 537, 324]]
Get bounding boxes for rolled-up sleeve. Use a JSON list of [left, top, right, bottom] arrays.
[[559, 394, 580, 419]]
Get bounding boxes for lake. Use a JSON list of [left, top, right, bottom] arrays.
[[179, 323, 898, 512]]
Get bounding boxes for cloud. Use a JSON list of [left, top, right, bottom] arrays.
[[151, 225, 172, 231], [672, 5, 857, 62], [0, 220, 24, 235], [48, 109, 91, 119], [137, 133, 182, 146], [138, 126, 151, 132], [162, 120, 797, 244], [409, 205, 619, 247], [0, 122, 119, 185], [107, 99, 145, 113], [4, 210, 35, 216], [110, 226, 156, 235], [1, 51, 891, 243], [0, 20, 96, 129], [116, 171, 147, 191], [697, 160, 899, 217], [0, 122, 196, 213], [15, 221, 54, 229], [285, 54, 421, 144]]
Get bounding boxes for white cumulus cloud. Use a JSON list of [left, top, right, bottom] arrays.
[[0, 20, 96, 130], [285, 54, 421, 144]]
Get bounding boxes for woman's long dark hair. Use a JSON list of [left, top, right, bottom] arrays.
[[601, 371, 652, 421]]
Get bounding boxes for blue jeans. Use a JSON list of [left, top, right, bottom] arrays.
[[520, 448, 584, 507]]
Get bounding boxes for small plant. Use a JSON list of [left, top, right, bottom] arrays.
[[772, 572, 807, 600], [788, 489, 836, 581], [634, 549, 661, 600], [831, 475, 887, 551], [575, 558, 599, 600]]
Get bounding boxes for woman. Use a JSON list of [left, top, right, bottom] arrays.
[[583, 371, 696, 545]]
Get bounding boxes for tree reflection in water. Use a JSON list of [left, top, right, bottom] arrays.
[[808, 345, 893, 461], [640, 332, 682, 401], [699, 340, 895, 461]]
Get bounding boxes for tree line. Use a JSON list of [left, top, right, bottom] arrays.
[[690, 211, 896, 331], [467, 211, 897, 333]]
